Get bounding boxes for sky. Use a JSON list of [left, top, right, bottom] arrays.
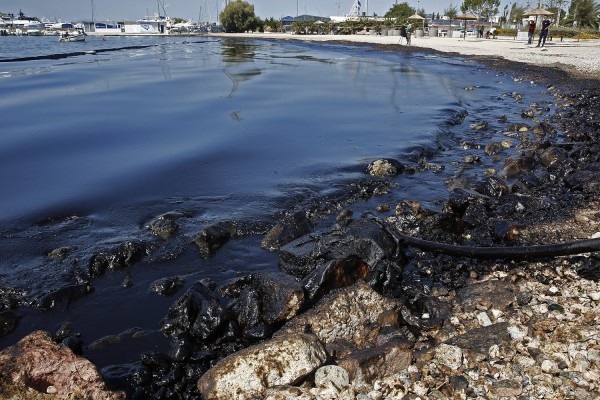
[[1, 0, 497, 23]]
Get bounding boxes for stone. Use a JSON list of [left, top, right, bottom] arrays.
[[337, 340, 412, 383], [457, 280, 517, 311], [276, 282, 402, 348], [446, 323, 512, 360], [435, 344, 463, 370], [314, 365, 350, 389], [197, 333, 327, 399], [367, 158, 405, 177], [160, 281, 228, 343], [149, 275, 185, 296], [491, 379, 522, 397], [193, 221, 235, 258], [0, 331, 125, 399], [261, 211, 314, 251]]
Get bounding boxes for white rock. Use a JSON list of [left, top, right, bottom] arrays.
[[435, 344, 463, 370], [477, 311, 492, 327], [541, 359, 557, 374], [507, 325, 528, 340], [315, 365, 349, 390], [489, 344, 500, 359], [197, 333, 327, 399], [589, 292, 600, 301]]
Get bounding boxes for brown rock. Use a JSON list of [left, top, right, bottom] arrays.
[[491, 379, 522, 397], [456, 280, 517, 312], [337, 340, 412, 383], [0, 330, 125, 400]]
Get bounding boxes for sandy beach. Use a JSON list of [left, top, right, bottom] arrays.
[[214, 32, 600, 78]]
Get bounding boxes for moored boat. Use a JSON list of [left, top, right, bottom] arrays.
[[59, 29, 86, 42]]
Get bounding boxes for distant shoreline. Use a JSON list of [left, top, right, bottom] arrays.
[[208, 32, 600, 79]]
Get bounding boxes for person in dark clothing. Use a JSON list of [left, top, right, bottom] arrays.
[[400, 25, 408, 44], [536, 17, 552, 47], [527, 20, 536, 45]]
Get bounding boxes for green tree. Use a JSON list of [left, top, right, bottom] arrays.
[[263, 17, 282, 32], [508, 3, 525, 24], [445, 3, 459, 19], [564, 0, 600, 28], [461, 0, 500, 20], [384, 2, 415, 21], [219, 0, 260, 33]]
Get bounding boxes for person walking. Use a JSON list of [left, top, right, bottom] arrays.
[[527, 20, 536, 45], [536, 17, 552, 48]]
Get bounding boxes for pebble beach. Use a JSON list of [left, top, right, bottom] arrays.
[[1, 31, 600, 400]]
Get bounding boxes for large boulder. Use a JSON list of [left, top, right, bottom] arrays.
[[0, 330, 125, 399], [197, 333, 327, 399], [276, 282, 402, 349]]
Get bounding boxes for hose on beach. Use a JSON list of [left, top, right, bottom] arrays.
[[396, 232, 600, 259]]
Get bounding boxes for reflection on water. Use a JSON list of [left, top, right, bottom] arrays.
[[221, 38, 262, 98]]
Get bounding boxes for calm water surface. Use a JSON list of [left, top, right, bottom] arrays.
[[0, 35, 553, 366]]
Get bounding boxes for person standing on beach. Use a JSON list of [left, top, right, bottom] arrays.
[[536, 17, 552, 47], [400, 25, 408, 45], [527, 20, 536, 45]]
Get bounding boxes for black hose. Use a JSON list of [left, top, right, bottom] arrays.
[[396, 232, 600, 259]]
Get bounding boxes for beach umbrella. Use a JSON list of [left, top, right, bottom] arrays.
[[524, 7, 554, 16], [408, 13, 426, 30], [455, 13, 478, 40]]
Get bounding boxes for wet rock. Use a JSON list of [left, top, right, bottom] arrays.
[[276, 282, 402, 349], [461, 202, 488, 228], [197, 333, 327, 399], [146, 215, 178, 240], [279, 215, 400, 279], [222, 271, 304, 334], [34, 284, 94, 311], [302, 256, 370, 305], [499, 155, 537, 179], [261, 211, 314, 251], [89, 240, 149, 277], [473, 176, 509, 197], [149, 275, 185, 296], [564, 170, 600, 192], [145, 211, 191, 240], [484, 142, 505, 156], [470, 121, 488, 130], [160, 281, 228, 343], [540, 146, 568, 171], [193, 221, 235, 258], [493, 220, 522, 242], [0, 311, 18, 338], [367, 158, 405, 177], [47, 246, 72, 260], [337, 340, 412, 383], [0, 330, 125, 399], [88, 335, 121, 351]]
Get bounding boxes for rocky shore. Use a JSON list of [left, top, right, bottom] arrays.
[[2, 36, 600, 400]]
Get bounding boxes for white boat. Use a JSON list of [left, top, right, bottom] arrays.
[[59, 30, 86, 42]]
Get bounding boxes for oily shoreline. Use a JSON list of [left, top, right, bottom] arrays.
[[1, 36, 600, 399]]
